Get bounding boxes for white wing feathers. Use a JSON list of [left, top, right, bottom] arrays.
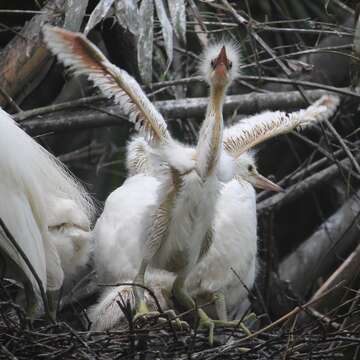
[[0, 188, 47, 301], [0, 107, 92, 300], [43, 231, 64, 291], [125, 95, 339, 177], [0, 108, 93, 222], [223, 95, 340, 158], [43, 26, 170, 145]]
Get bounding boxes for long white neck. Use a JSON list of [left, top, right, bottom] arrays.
[[196, 84, 226, 179]]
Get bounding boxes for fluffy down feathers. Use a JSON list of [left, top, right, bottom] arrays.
[[199, 41, 241, 84], [88, 272, 173, 331], [49, 225, 92, 281], [126, 136, 155, 176]]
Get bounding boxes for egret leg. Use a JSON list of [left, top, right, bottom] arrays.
[[214, 291, 227, 321], [133, 261, 187, 330], [47, 289, 60, 321], [212, 291, 252, 336], [172, 280, 253, 345], [173, 275, 217, 345], [133, 260, 149, 316]]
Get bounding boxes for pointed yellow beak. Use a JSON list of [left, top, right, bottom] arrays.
[[254, 174, 284, 192]]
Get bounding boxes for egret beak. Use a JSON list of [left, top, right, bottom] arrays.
[[214, 46, 229, 77], [253, 174, 284, 193]]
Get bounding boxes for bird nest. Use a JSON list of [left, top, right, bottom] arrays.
[[1, 286, 359, 360]]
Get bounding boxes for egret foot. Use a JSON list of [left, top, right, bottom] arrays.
[[198, 309, 216, 345], [213, 319, 252, 336], [134, 301, 189, 330], [47, 289, 60, 321], [198, 309, 253, 345]]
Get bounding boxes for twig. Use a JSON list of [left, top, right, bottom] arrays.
[[311, 243, 360, 303], [221, 0, 311, 104], [15, 95, 105, 121], [149, 75, 360, 98], [257, 155, 357, 213], [17, 90, 336, 135], [98, 282, 165, 314], [0, 86, 22, 113], [254, 25, 353, 37], [322, 117, 360, 174], [0, 218, 53, 322], [233, 282, 343, 344]]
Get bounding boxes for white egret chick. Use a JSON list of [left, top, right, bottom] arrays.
[[89, 150, 277, 333], [43, 26, 339, 339], [89, 94, 339, 340], [43, 26, 239, 334], [133, 44, 238, 328]]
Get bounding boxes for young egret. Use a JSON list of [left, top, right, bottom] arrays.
[[89, 150, 273, 332], [89, 95, 339, 339], [0, 108, 94, 318], [43, 26, 239, 330], [43, 26, 339, 337]]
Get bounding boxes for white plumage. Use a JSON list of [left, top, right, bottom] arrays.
[[43, 26, 169, 145], [47, 197, 93, 284], [94, 174, 158, 284], [43, 26, 239, 327], [42, 26, 339, 336], [89, 96, 339, 331], [223, 95, 339, 158], [0, 107, 94, 316], [89, 170, 257, 330]]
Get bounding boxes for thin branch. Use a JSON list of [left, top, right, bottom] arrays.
[[257, 155, 358, 213], [16, 90, 333, 134], [232, 283, 343, 345], [0, 86, 22, 113], [0, 218, 53, 322]]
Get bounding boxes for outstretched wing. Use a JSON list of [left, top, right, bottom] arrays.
[[223, 95, 339, 158], [43, 26, 170, 145]]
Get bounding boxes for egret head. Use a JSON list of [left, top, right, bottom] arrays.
[[236, 152, 284, 192], [200, 42, 239, 88]]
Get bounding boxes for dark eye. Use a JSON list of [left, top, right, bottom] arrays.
[[228, 61, 233, 69], [211, 59, 216, 68], [248, 165, 254, 172]]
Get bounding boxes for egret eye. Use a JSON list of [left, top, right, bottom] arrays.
[[211, 59, 216, 68], [228, 61, 233, 69], [247, 164, 254, 172]]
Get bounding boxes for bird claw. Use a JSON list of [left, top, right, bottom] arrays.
[[213, 319, 252, 336], [198, 310, 255, 345], [199, 316, 216, 346], [134, 304, 189, 331], [156, 309, 190, 331]]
